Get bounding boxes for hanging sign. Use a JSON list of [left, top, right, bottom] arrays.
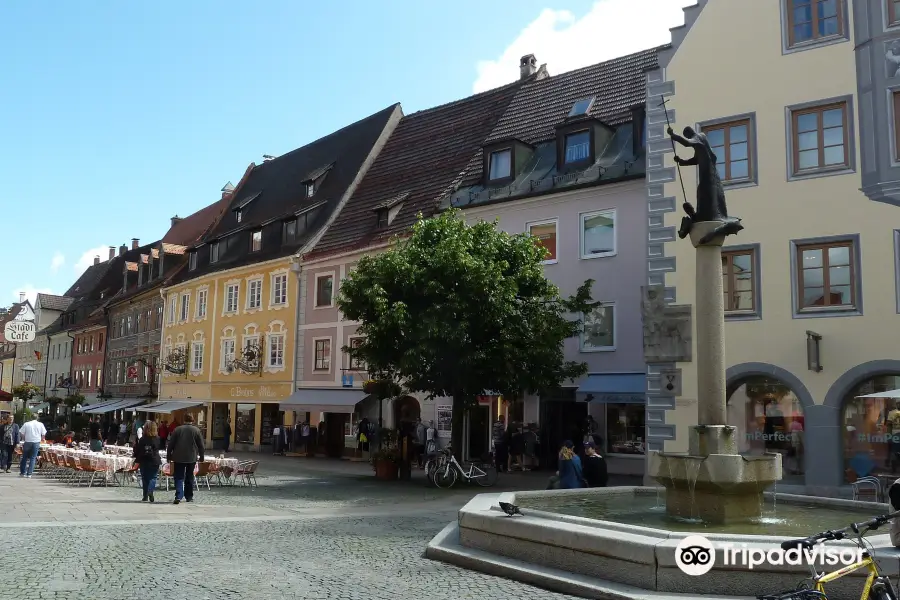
[[3, 320, 35, 343]]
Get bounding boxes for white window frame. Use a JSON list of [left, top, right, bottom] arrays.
[[525, 218, 559, 265], [191, 341, 204, 374], [579, 208, 617, 260], [179, 292, 190, 323], [224, 282, 240, 314], [195, 287, 208, 320], [314, 271, 336, 308], [220, 337, 236, 374], [347, 335, 366, 371], [580, 302, 616, 352], [210, 241, 220, 263], [246, 277, 263, 311], [270, 271, 289, 308], [250, 230, 262, 252], [312, 336, 332, 373], [168, 294, 177, 324], [268, 333, 285, 370]]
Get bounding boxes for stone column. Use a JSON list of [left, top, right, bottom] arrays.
[[690, 222, 727, 426]]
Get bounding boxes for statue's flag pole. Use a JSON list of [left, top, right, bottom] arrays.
[[658, 97, 689, 206]]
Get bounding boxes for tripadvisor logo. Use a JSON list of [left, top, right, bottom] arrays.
[[675, 535, 864, 576]]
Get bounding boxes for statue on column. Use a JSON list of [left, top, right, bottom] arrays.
[[668, 126, 743, 245]]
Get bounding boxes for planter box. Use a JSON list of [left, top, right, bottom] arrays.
[[374, 458, 398, 480]]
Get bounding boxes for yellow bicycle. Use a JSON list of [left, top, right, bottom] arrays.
[[759, 511, 900, 600]]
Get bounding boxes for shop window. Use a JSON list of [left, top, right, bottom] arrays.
[[260, 404, 281, 446], [605, 404, 645, 455], [841, 375, 900, 482], [235, 403, 256, 445], [580, 209, 616, 258], [726, 376, 805, 480], [527, 220, 558, 263]]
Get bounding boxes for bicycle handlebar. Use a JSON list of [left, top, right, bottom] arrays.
[[779, 510, 900, 552]]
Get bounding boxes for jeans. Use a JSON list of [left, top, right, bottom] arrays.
[[139, 463, 158, 497], [1, 444, 13, 470], [19, 442, 39, 476], [173, 462, 196, 501]]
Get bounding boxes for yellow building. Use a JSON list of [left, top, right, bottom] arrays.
[[158, 105, 400, 451], [644, 0, 900, 494]]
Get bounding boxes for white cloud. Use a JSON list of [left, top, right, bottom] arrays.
[[50, 252, 65, 273], [74, 245, 111, 275], [12, 285, 52, 306], [473, 0, 695, 93]]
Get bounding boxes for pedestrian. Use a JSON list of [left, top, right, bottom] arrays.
[[133, 420, 162, 503], [522, 424, 538, 471], [159, 420, 169, 447], [546, 440, 584, 490], [88, 417, 103, 452], [166, 413, 205, 505], [19, 414, 46, 478], [492, 415, 506, 472], [0, 415, 19, 473], [582, 442, 608, 487], [508, 423, 525, 472], [118, 420, 127, 445], [415, 417, 427, 468], [223, 418, 232, 453]]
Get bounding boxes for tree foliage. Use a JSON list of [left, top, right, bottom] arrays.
[[338, 209, 597, 453]]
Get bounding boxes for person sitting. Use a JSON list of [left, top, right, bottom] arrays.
[[582, 442, 608, 487], [546, 440, 585, 489]]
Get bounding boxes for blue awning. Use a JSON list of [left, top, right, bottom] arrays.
[[575, 373, 646, 404]]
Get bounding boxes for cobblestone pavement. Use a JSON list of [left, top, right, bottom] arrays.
[[0, 456, 581, 599]]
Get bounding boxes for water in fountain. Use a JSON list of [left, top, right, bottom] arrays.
[[685, 456, 703, 520]]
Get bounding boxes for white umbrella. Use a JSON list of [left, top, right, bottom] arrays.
[[856, 389, 900, 398]]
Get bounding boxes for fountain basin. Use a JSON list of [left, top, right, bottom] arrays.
[[429, 487, 900, 600]]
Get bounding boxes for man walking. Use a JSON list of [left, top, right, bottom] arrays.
[[0, 415, 19, 473], [166, 414, 204, 504], [19, 414, 46, 478]]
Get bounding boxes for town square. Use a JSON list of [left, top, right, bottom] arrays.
[[4, 0, 900, 599]]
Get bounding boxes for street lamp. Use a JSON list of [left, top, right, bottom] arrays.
[[21, 365, 36, 384]]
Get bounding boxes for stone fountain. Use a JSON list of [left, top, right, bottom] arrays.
[[646, 125, 782, 523]]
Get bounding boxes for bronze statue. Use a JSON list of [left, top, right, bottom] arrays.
[[668, 126, 743, 245]]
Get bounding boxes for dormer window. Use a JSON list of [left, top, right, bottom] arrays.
[[305, 182, 315, 198], [372, 191, 408, 229], [250, 230, 262, 252], [564, 130, 591, 164], [210, 241, 220, 263], [188, 251, 198, 271], [568, 97, 595, 118], [283, 219, 297, 243], [488, 149, 512, 181], [375, 209, 389, 228], [236, 210, 242, 223]]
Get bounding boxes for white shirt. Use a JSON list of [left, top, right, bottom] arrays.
[[20, 420, 46, 443]]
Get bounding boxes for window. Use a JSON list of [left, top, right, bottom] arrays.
[[580, 303, 615, 352], [283, 219, 297, 243], [569, 97, 595, 117], [168, 296, 177, 324], [580, 209, 616, 259], [488, 149, 512, 181], [786, 0, 844, 47], [250, 230, 262, 252], [268, 334, 285, 368], [196, 289, 208, 319], [221, 338, 236, 370], [894, 91, 900, 162], [891, 0, 900, 27], [606, 404, 645, 455], [564, 130, 591, 164], [98, 334, 104, 351], [235, 403, 255, 444], [702, 119, 752, 183], [179, 294, 189, 322], [527, 220, 558, 263], [225, 284, 239, 313], [119, 318, 126, 338], [305, 182, 315, 198], [155, 305, 163, 329], [89, 335, 94, 353], [210, 242, 220, 263], [375, 209, 388, 229], [315, 274, 334, 307], [796, 240, 857, 310], [188, 251, 197, 271], [247, 279, 262, 310], [236, 209, 242, 223], [722, 249, 757, 314], [87, 369, 92, 389], [191, 342, 204, 372], [348, 337, 365, 371], [272, 273, 287, 305], [314, 338, 331, 371], [97, 368, 102, 387], [790, 102, 848, 174]]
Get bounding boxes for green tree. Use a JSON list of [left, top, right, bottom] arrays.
[[338, 209, 596, 456]]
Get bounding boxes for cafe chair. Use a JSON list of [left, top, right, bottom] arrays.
[[79, 457, 106, 488]]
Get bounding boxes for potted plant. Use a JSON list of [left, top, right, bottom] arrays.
[[371, 446, 401, 480]]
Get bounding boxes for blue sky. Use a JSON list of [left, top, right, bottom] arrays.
[[0, 0, 688, 306]]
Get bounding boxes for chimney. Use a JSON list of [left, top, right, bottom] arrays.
[[119, 244, 127, 256], [520, 54, 537, 79], [108, 246, 115, 260], [131, 238, 139, 250], [19, 292, 25, 303], [93, 255, 100, 266], [171, 215, 183, 228]]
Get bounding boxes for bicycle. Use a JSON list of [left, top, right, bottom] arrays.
[[758, 510, 900, 600], [430, 446, 498, 489]]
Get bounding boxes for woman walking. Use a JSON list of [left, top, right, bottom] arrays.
[[132, 420, 161, 502]]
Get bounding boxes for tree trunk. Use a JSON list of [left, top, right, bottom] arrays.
[[451, 394, 466, 461]]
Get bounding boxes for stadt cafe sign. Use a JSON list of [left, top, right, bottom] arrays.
[[3, 320, 36, 343]]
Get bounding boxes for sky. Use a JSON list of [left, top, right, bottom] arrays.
[[0, 0, 692, 307]]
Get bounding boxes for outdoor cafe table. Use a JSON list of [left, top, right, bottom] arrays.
[[46, 446, 133, 481]]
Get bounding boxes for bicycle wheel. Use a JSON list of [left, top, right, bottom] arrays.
[[433, 465, 458, 489], [474, 464, 498, 487]]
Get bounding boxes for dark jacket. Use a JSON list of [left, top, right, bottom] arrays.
[[166, 424, 205, 464], [133, 436, 162, 466], [0, 422, 19, 446], [583, 454, 608, 487]]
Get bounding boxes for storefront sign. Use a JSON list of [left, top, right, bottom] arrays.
[[436, 404, 452, 438], [159, 383, 211, 400], [3, 320, 35, 343], [209, 382, 292, 401], [229, 385, 281, 398], [595, 394, 645, 404]]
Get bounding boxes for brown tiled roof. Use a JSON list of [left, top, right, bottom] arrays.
[[162, 196, 231, 246], [485, 46, 663, 146], [36, 293, 73, 312], [308, 79, 528, 258]]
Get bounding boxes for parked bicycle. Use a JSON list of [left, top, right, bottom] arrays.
[[426, 445, 497, 489], [758, 510, 900, 600]]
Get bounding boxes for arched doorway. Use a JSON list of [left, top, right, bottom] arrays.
[[840, 374, 900, 482], [726, 375, 807, 484], [393, 396, 420, 432]]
